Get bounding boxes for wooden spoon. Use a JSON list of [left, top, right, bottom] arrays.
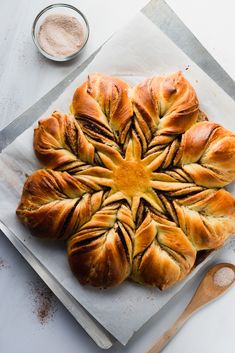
[[147, 263, 235, 353]]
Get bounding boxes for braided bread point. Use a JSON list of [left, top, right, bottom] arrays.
[[71, 73, 132, 147], [174, 189, 235, 249], [16, 169, 105, 240], [132, 70, 199, 136], [179, 121, 235, 187], [34, 111, 98, 170], [68, 202, 134, 287], [131, 210, 196, 289]]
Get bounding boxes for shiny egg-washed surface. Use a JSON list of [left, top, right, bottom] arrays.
[[17, 72, 235, 289]]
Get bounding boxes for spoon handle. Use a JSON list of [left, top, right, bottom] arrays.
[[146, 309, 191, 353], [146, 262, 235, 353]]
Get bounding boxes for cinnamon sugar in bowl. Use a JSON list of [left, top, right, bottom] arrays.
[[32, 4, 89, 62]]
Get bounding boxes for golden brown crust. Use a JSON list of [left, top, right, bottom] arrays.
[[16, 72, 235, 289]]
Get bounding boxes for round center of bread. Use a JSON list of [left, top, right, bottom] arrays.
[[113, 161, 150, 197]]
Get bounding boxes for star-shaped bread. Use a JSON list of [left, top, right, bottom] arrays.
[[17, 72, 235, 289]]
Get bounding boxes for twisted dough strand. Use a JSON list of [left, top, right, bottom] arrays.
[[17, 169, 106, 240], [132, 208, 196, 289], [68, 202, 134, 287], [34, 112, 98, 169], [178, 121, 235, 187]]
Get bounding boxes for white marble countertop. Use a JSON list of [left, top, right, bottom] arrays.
[[0, 1, 235, 353]]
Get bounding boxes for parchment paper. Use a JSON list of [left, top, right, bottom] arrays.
[[0, 13, 235, 344]]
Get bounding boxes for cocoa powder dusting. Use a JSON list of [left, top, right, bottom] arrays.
[[28, 279, 58, 325]]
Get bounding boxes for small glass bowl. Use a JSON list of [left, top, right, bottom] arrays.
[[32, 3, 90, 62]]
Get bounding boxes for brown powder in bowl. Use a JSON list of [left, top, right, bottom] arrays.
[[28, 279, 58, 325], [38, 13, 84, 58]]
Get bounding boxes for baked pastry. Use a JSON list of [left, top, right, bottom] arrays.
[[16, 72, 235, 289]]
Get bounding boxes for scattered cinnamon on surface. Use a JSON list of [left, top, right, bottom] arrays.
[[0, 257, 9, 270], [28, 279, 58, 325]]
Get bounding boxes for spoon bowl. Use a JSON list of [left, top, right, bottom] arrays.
[[147, 263, 235, 353], [188, 262, 235, 312]]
